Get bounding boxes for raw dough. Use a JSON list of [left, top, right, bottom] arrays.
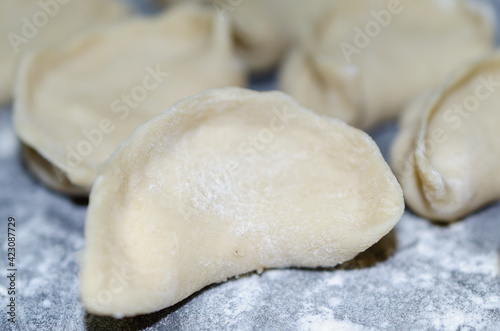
[[0, 0, 130, 105], [80, 88, 404, 317], [228, 0, 288, 72], [391, 52, 500, 221], [280, 0, 494, 130], [229, 0, 333, 72], [156, 0, 331, 72], [13, 3, 246, 195]]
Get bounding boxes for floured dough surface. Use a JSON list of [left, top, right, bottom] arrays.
[[391, 52, 500, 221], [0, 0, 130, 105], [280, 0, 494, 129], [80, 88, 404, 317], [13, 3, 246, 195]]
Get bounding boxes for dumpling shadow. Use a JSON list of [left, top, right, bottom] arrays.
[[286, 229, 398, 273], [248, 67, 279, 91], [71, 196, 89, 206], [84, 285, 215, 331], [18, 145, 90, 203], [421, 200, 500, 227], [337, 229, 397, 270]]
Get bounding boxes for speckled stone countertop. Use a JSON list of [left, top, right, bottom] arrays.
[[1, 1, 500, 330]]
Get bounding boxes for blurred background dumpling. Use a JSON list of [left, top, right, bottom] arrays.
[[155, 0, 332, 72], [13, 2, 247, 195], [391, 52, 500, 222], [279, 0, 495, 129], [0, 0, 131, 105]]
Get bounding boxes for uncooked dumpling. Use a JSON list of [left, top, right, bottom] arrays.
[[13, 3, 246, 195], [227, 0, 288, 71], [391, 52, 500, 222], [156, 0, 286, 71], [280, 0, 494, 130], [229, 0, 333, 72], [80, 88, 404, 317], [157, 0, 331, 72], [0, 0, 130, 105]]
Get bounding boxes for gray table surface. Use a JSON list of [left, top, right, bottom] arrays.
[[1, 1, 500, 330]]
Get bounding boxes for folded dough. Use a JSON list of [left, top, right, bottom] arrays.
[[230, 0, 333, 72], [280, 0, 494, 130], [156, 0, 331, 72], [391, 52, 500, 221], [228, 0, 288, 72], [0, 0, 130, 105], [13, 3, 246, 195], [80, 88, 404, 317]]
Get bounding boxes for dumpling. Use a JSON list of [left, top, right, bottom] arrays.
[[280, 0, 494, 130], [226, 0, 289, 72], [391, 52, 500, 222], [0, 0, 130, 105], [156, 0, 331, 72], [154, 0, 287, 71], [230, 0, 333, 72], [80, 87, 404, 317], [13, 3, 246, 195]]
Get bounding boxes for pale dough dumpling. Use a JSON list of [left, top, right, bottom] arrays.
[[227, 0, 288, 72], [0, 0, 130, 105], [280, 0, 494, 130], [14, 3, 246, 195], [156, 0, 331, 72], [155, 0, 286, 71], [80, 88, 404, 317], [229, 0, 333, 72], [391, 52, 500, 222]]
